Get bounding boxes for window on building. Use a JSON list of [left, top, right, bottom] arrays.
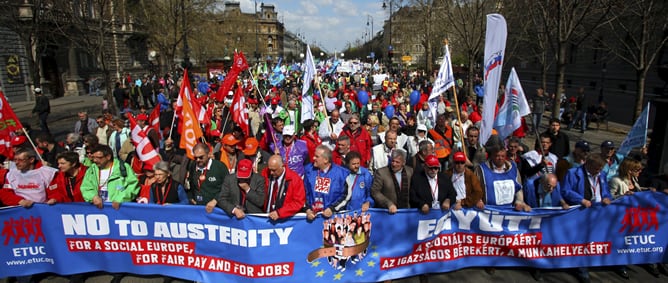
[[268, 46, 273, 52], [268, 36, 272, 43]]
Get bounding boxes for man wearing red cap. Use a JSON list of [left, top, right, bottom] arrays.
[[409, 154, 458, 214], [217, 159, 266, 219], [445, 152, 484, 209], [262, 155, 305, 220], [266, 96, 284, 118]]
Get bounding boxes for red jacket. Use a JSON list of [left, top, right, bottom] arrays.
[[300, 132, 321, 162], [49, 165, 88, 202], [340, 127, 373, 166], [261, 167, 306, 219]]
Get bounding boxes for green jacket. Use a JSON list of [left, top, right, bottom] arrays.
[[187, 159, 228, 205], [81, 160, 139, 203]]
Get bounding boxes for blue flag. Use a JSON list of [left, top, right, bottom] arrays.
[[617, 102, 650, 156]]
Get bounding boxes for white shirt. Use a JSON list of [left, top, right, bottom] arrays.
[[428, 175, 439, 208], [587, 172, 602, 202], [452, 171, 466, 200]]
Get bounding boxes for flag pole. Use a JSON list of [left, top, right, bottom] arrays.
[[21, 128, 44, 162], [246, 69, 279, 150], [446, 39, 469, 160]]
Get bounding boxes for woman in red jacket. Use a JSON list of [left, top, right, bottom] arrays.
[[51, 151, 87, 202]]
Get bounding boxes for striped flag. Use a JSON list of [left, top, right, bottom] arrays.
[[231, 85, 249, 137], [301, 45, 316, 122], [126, 113, 162, 169], [480, 13, 507, 145], [494, 68, 530, 140]]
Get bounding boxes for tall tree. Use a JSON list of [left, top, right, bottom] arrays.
[[51, 0, 121, 113], [127, 0, 215, 73], [436, 0, 497, 96], [536, 0, 612, 118], [599, 0, 668, 121]]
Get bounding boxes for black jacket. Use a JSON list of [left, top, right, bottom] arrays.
[[409, 171, 457, 209]]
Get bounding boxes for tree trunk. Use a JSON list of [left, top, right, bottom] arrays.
[[634, 70, 646, 122], [552, 42, 567, 118]]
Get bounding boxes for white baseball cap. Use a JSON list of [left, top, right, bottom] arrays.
[[282, 125, 296, 136]]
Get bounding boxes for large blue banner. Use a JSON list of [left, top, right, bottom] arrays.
[[1, 192, 667, 282]]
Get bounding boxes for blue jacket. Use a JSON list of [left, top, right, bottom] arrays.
[[523, 175, 564, 208], [561, 166, 612, 205], [157, 92, 170, 112], [304, 163, 349, 213], [345, 167, 375, 211]]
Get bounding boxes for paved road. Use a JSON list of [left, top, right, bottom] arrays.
[[1, 264, 666, 282], [4, 95, 662, 283]]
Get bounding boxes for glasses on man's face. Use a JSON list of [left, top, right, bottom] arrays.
[[91, 155, 106, 160], [349, 121, 359, 125], [13, 157, 29, 162], [427, 167, 440, 171], [455, 161, 466, 165], [194, 155, 207, 160]]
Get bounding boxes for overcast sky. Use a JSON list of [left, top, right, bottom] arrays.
[[227, 0, 391, 53]]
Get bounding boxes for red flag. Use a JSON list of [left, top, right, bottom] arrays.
[[234, 51, 249, 71], [149, 103, 161, 133], [191, 96, 211, 126], [213, 52, 250, 102], [231, 85, 249, 137], [126, 113, 162, 169], [0, 91, 24, 156], [0, 91, 24, 132]]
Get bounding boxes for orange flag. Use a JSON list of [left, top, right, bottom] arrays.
[[178, 71, 204, 159]]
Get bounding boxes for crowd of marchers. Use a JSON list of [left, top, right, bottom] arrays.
[[2, 65, 667, 283]]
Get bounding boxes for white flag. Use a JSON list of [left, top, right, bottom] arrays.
[[301, 45, 317, 122], [429, 44, 455, 101], [494, 68, 530, 140], [480, 14, 507, 146]]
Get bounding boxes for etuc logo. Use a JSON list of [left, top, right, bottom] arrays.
[[619, 205, 659, 233], [2, 216, 46, 245]]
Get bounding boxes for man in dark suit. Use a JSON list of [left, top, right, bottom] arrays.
[[410, 154, 458, 214], [217, 159, 266, 219], [371, 149, 413, 214]]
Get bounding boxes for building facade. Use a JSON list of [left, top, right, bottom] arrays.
[[0, 0, 147, 102], [219, 2, 286, 64]]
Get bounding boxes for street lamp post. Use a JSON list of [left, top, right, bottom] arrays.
[[382, 1, 393, 66], [254, 1, 260, 64], [599, 63, 607, 103]]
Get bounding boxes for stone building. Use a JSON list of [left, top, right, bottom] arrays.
[[219, 1, 285, 64], [0, 0, 148, 102]]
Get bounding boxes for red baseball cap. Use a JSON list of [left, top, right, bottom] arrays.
[[424, 154, 440, 168], [136, 113, 148, 121], [11, 136, 27, 146], [237, 159, 253, 179], [453, 152, 466, 163]]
